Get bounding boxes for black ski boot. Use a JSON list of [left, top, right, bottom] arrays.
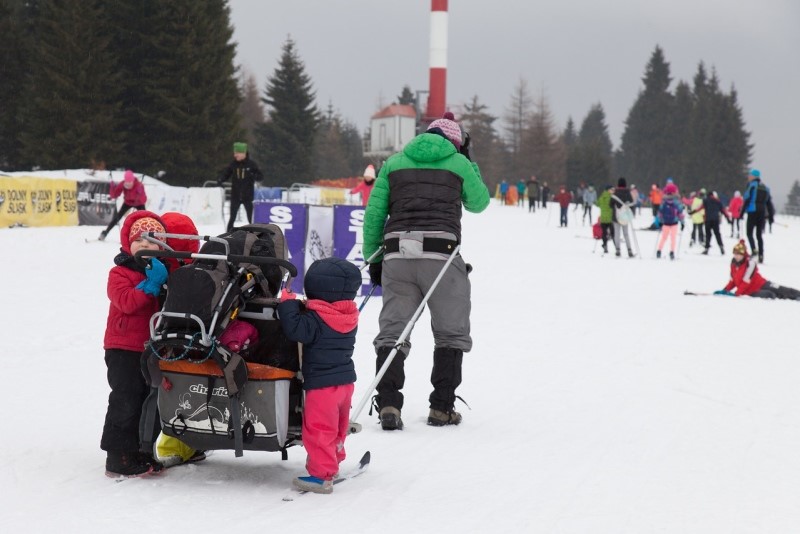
[[375, 345, 406, 431], [105, 451, 154, 478], [428, 348, 464, 427]]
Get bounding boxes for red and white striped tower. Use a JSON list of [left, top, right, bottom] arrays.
[[425, 0, 448, 122]]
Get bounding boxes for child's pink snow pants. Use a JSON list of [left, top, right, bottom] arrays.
[[658, 224, 679, 252], [302, 383, 355, 480]]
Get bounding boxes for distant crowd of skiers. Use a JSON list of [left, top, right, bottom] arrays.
[[496, 169, 775, 264]]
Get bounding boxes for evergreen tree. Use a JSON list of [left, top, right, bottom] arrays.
[[0, 0, 31, 169], [238, 70, 266, 148], [397, 85, 416, 107], [18, 0, 125, 170], [717, 87, 752, 188], [460, 95, 508, 190], [683, 64, 751, 195], [311, 103, 363, 179], [576, 104, 612, 189], [785, 180, 800, 216], [255, 37, 320, 187], [110, 0, 240, 185], [617, 45, 674, 186], [562, 117, 582, 188], [669, 80, 694, 183]]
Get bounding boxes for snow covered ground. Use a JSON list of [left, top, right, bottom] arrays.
[[2, 201, 799, 533]]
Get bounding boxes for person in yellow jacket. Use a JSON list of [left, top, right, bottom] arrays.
[[688, 189, 706, 247]]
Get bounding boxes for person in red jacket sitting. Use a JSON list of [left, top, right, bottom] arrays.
[[715, 240, 800, 300], [101, 210, 168, 478], [99, 170, 148, 241]]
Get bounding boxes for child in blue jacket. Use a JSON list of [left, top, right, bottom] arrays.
[[277, 257, 361, 494]]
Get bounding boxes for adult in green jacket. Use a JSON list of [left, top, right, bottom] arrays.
[[363, 113, 489, 431], [595, 185, 615, 253]]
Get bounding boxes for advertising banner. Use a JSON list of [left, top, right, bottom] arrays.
[[77, 180, 115, 226], [305, 206, 333, 270], [332, 204, 376, 296], [0, 176, 79, 227], [254, 202, 308, 291]]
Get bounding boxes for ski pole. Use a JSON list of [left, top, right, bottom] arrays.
[[630, 224, 642, 259], [358, 284, 377, 312], [348, 243, 462, 434], [653, 228, 661, 258]]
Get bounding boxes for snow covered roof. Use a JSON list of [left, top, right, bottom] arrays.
[[371, 104, 416, 120]]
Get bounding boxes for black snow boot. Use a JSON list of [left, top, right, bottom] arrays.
[[105, 451, 154, 478], [375, 345, 406, 430], [428, 348, 464, 426]]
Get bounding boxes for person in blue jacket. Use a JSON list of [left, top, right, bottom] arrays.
[[740, 169, 774, 263], [277, 257, 361, 494]]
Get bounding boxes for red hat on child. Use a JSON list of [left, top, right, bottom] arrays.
[[129, 216, 165, 243], [732, 240, 748, 256]]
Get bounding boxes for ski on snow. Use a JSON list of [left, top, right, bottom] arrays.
[[282, 451, 370, 501]]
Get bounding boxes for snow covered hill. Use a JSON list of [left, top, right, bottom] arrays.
[[2, 203, 799, 533]]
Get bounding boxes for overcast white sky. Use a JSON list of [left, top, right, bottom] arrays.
[[229, 0, 799, 205]]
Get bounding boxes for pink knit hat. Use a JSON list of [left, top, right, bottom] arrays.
[[123, 169, 135, 182], [663, 183, 678, 195], [427, 112, 462, 149]]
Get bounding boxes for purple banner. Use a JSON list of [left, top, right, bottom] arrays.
[[254, 202, 308, 292], [333, 205, 378, 296]]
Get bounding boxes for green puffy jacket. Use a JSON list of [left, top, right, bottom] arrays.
[[363, 133, 489, 261], [595, 190, 613, 223]]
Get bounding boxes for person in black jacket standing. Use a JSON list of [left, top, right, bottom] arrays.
[[218, 142, 263, 232], [702, 190, 730, 255]]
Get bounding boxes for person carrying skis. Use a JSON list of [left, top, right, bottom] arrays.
[[218, 141, 263, 232], [277, 257, 361, 494], [98, 169, 147, 241], [714, 240, 800, 300], [363, 112, 490, 430]]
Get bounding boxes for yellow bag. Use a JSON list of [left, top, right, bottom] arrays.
[[156, 433, 196, 465]]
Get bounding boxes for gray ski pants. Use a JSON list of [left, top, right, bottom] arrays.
[[374, 256, 472, 352]]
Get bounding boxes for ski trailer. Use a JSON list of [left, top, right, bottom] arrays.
[[137, 224, 304, 459]]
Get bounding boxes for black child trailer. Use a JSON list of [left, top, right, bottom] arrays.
[[136, 224, 303, 459]]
